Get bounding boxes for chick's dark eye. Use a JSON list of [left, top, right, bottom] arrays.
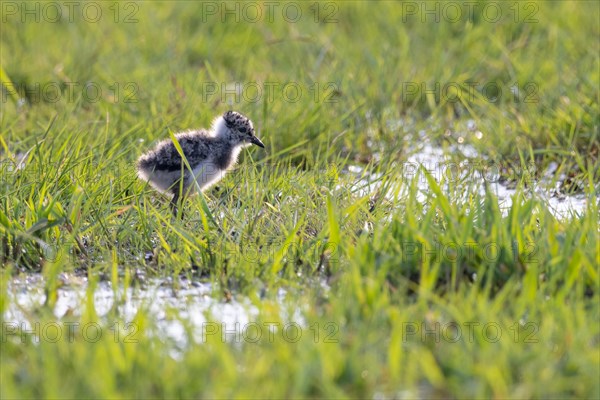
[[239, 127, 247, 133]]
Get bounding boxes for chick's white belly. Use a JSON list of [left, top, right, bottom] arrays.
[[190, 161, 227, 191], [138, 161, 226, 195], [137, 169, 181, 193]]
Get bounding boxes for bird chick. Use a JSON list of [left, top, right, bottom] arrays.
[[137, 111, 264, 216]]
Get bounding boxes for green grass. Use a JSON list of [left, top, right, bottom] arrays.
[[1, 1, 599, 398]]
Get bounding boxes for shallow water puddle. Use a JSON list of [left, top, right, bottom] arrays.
[[345, 141, 589, 219], [3, 274, 306, 352]]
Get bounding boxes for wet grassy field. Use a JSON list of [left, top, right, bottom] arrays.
[[1, 1, 599, 398]]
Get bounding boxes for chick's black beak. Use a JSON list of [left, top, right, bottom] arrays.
[[250, 136, 265, 148]]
